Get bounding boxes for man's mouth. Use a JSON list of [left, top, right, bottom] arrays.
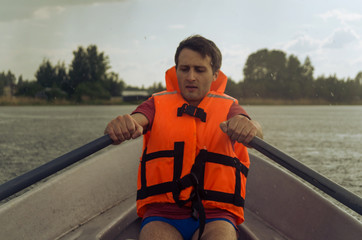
[[186, 85, 197, 90]]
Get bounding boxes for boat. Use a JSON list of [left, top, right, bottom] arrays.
[[0, 136, 361, 240]]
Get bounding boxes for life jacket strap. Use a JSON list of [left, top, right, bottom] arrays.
[[137, 142, 185, 200], [137, 145, 248, 240], [177, 103, 207, 122]]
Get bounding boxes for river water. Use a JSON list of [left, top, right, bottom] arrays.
[[0, 105, 361, 220]]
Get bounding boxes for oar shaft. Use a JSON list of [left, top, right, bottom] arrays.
[[0, 135, 113, 202], [249, 137, 362, 215]]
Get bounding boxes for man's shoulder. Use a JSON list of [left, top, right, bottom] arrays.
[[207, 92, 238, 103]]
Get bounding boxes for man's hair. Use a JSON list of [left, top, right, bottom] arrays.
[[174, 35, 222, 74]]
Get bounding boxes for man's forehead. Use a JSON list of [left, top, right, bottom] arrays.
[[178, 63, 208, 68], [179, 48, 210, 57], [178, 49, 212, 66]]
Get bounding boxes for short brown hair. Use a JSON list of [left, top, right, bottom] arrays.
[[174, 35, 222, 74]]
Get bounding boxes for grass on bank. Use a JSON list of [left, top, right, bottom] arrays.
[[0, 96, 131, 106], [1, 96, 362, 106]]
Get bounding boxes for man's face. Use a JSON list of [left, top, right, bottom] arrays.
[[176, 48, 218, 106]]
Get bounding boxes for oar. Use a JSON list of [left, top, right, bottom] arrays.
[[248, 136, 362, 215], [0, 135, 113, 202]]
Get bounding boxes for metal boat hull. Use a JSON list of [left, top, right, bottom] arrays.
[[0, 139, 361, 240]]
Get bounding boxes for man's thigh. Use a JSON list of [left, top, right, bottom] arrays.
[[139, 220, 183, 240], [191, 220, 238, 240]]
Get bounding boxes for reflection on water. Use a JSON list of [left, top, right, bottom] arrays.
[[1, 105, 361, 219]]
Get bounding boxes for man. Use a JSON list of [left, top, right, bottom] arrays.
[[105, 35, 263, 240]]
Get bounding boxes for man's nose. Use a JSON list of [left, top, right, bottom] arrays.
[[186, 69, 196, 81]]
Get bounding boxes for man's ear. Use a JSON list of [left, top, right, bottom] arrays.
[[213, 70, 219, 81]]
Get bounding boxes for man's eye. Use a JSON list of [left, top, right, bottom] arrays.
[[196, 68, 206, 72]]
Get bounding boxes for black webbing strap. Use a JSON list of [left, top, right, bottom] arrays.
[[192, 188, 206, 240], [137, 144, 247, 240], [205, 152, 249, 177], [177, 103, 207, 122], [201, 151, 247, 207], [172, 172, 198, 207], [137, 142, 184, 200], [190, 150, 207, 240]]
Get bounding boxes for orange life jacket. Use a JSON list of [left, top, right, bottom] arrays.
[[136, 66, 250, 225]]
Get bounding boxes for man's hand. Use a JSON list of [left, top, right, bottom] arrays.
[[220, 115, 263, 146], [104, 114, 144, 145]]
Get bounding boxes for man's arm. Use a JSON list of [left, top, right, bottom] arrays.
[[220, 115, 263, 146], [104, 113, 149, 145]]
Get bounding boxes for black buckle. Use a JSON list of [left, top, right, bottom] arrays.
[[177, 103, 206, 122]]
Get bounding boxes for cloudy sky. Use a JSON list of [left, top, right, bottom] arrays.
[[1, 0, 362, 87]]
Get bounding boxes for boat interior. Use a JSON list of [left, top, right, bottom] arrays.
[[0, 139, 361, 240]]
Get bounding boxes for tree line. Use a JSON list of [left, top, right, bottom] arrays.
[[225, 49, 362, 104], [0, 45, 165, 102], [1, 46, 362, 104]]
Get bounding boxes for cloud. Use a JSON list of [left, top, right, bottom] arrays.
[[283, 34, 322, 53], [32, 6, 65, 20], [220, 44, 251, 80], [0, 0, 127, 22], [282, 28, 362, 78], [323, 28, 360, 49], [284, 27, 361, 53], [319, 9, 362, 23]]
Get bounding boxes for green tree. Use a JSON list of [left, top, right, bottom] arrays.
[[0, 75, 4, 96], [242, 49, 316, 100], [68, 46, 90, 95], [0, 70, 16, 96], [68, 45, 112, 101], [301, 57, 314, 98], [34, 60, 68, 100], [313, 75, 341, 103], [225, 77, 242, 99], [87, 45, 110, 82], [283, 55, 304, 99], [312, 74, 362, 103], [125, 85, 142, 91], [55, 62, 69, 90], [355, 72, 362, 100], [243, 49, 287, 98], [73, 82, 111, 101], [103, 72, 125, 97], [0, 79, 3, 96], [16, 81, 43, 97], [36, 59, 57, 88], [147, 82, 165, 94]]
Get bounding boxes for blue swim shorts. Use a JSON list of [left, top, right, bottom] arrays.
[[140, 216, 234, 240]]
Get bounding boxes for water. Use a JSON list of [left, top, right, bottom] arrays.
[[245, 105, 362, 197], [0, 106, 137, 182], [0, 105, 361, 220]]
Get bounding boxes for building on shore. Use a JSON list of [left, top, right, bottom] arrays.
[[122, 90, 150, 102]]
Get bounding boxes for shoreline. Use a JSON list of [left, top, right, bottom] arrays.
[[0, 96, 132, 106], [1, 96, 362, 106]]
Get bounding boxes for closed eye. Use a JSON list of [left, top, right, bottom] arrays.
[[179, 66, 190, 72], [195, 67, 206, 72]]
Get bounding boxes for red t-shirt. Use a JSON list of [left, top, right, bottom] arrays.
[[131, 97, 250, 226], [132, 97, 250, 131]]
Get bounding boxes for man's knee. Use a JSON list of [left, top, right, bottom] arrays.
[[139, 220, 183, 240], [192, 220, 237, 240]]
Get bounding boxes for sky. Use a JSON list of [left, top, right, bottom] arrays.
[[1, 0, 362, 87]]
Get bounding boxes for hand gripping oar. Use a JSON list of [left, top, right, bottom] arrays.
[[0, 135, 113, 202], [248, 136, 362, 215]]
